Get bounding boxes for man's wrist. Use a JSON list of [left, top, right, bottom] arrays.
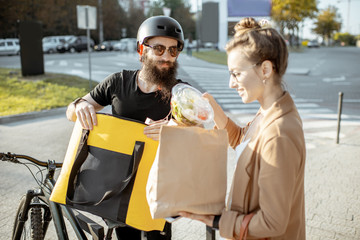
[[66, 98, 86, 122], [72, 97, 87, 107]]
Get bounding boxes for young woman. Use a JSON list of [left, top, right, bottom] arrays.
[[180, 17, 306, 240]]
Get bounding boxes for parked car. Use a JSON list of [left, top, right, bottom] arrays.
[[307, 40, 320, 48], [94, 40, 119, 51], [113, 38, 137, 52], [42, 35, 74, 54], [57, 36, 94, 53], [0, 38, 20, 56]]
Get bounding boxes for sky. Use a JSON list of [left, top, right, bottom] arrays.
[[188, 0, 360, 39]]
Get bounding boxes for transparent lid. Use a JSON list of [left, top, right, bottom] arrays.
[[171, 83, 214, 126]]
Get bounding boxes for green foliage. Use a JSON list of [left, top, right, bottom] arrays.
[[0, 0, 195, 43], [313, 6, 341, 42], [272, 0, 318, 34], [0, 68, 97, 116], [334, 32, 356, 46]]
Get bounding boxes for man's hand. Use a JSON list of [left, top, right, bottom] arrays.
[[75, 101, 98, 130], [143, 119, 169, 141], [66, 94, 104, 130]]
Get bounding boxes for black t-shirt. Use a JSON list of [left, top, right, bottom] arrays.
[[90, 70, 186, 123]]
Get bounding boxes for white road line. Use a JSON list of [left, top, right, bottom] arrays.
[[74, 62, 83, 67], [294, 98, 324, 103], [303, 120, 360, 129], [230, 109, 259, 114], [206, 90, 236, 94], [294, 103, 320, 108], [222, 104, 260, 109], [343, 99, 360, 103], [45, 60, 55, 66], [216, 98, 243, 103], [59, 60, 67, 66], [333, 82, 351, 85], [211, 94, 242, 98], [298, 108, 333, 114], [323, 76, 346, 82]]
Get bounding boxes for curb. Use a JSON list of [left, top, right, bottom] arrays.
[[287, 68, 310, 75], [0, 107, 67, 124]]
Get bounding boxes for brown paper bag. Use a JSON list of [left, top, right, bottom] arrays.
[[146, 125, 228, 219]]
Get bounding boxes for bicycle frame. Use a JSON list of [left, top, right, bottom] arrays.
[[4, 152, 215, 240], [2, 153, 112, 240]]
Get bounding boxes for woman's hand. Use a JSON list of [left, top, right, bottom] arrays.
[[143, 119, 169, 141], [179, 211, 215, 227], [202, 93, 228, 129]]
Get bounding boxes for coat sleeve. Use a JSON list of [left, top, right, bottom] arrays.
[[224, 118, 250, 149], [219, 135, 304, 239]]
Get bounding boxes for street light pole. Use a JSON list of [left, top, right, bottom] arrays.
[[98, 0, 104, 43], [195, 0, 200, 52], [347, 0, 351, 32]]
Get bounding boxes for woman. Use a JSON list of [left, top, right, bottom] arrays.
[[179, 17, 306, 239]]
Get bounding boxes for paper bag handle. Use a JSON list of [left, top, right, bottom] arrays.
[[239, 213, 269, 240]]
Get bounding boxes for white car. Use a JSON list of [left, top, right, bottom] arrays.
[[0, 38, 20, 56], [42, 35, 74, 53], [307, 40, 320, 48], [113, 38, 137, 52]]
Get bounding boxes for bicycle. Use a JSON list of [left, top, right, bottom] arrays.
[[1, 152, 115, 240]]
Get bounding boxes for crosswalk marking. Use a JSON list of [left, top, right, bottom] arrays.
[[59, 60, 67, 66], [181, 65, 360, 145]]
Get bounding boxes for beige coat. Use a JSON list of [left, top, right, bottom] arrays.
[[218, 92, 306, 240]]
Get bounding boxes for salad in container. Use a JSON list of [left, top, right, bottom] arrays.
[[171, 83, 214, 126]]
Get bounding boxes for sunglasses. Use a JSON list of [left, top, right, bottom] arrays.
[[143, 43, 179, 57]]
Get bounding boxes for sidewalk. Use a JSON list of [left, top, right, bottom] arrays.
[[303, 122, 360, 240], [172, 112, 360, 240], [1, 107, 360, 240]]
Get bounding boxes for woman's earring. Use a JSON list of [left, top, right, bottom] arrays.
[[263, 79, 266, 85]]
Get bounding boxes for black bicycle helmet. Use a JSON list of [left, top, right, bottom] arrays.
[[137, 16, 184, 52]]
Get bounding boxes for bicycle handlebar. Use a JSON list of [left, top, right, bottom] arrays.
[[0, 152, 62, 168]]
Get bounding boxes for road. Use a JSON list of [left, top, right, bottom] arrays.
[[0, 47, 360, 239], [1, 47, 359, 117]]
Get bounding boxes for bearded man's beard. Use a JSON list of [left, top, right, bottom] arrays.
[[141, 51, 178, 102]]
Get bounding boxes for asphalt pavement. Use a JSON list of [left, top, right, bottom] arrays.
[[1, 54, 360, 239]]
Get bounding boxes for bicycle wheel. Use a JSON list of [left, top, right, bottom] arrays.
[[12, 195, 44, 240]]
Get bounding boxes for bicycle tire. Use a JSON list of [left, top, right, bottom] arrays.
[[31, 205, 44, 240], [12, 195, 44, 240]]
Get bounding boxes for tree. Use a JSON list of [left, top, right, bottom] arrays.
[[0, 0, 99, 39], [101, 0, 128, 40], [313, 6, 341, 45], [333, 32, 355, 46], [147, 0, 196, 41], [272, 0, 317, 46]]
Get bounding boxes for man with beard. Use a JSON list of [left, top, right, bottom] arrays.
[[65, 16, 186, 240]]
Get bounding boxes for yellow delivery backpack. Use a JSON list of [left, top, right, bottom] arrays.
[[50, 113, 165, 231]]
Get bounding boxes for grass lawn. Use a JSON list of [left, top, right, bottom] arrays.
[[192, 50, 227, 65], [0, 68, 97, 116]]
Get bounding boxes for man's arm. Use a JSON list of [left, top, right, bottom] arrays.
[[66, 93, 104, 130]]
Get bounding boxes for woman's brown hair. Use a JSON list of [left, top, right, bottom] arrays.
[[226, 17, 288, 85]]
